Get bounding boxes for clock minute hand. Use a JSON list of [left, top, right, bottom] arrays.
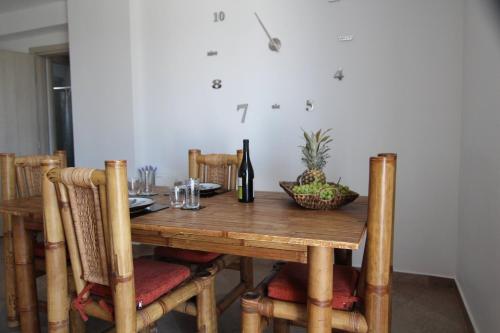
[[254, 12, 281, 52]]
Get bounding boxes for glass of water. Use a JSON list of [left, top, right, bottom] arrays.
[[170, 181, 186, 208], [128, 176, 143, 196], [184, 178, 200, 209]]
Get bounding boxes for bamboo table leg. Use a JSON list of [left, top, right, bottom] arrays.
[[13, 215, 40, 333], [307, 246, 333, 333], [3, 214, 19, 327]]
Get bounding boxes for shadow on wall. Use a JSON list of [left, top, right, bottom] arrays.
[[486, 0, 500, 33]]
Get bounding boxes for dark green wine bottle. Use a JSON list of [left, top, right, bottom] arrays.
[[238, 139, 254, 202]]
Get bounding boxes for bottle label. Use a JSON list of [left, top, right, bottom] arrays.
[[238, 177, 243, 200]]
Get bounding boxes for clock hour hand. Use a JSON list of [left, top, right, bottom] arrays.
[[254, 12, 281, 52]]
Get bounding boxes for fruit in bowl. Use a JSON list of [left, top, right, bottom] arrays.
[[292, 181, 351, 201], [297, 128, 332, 185]]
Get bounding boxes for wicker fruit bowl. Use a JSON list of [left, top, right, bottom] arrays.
[[279, 181, 359, 210]]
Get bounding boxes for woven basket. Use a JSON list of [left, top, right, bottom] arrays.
[[279, 181, 359, 210]]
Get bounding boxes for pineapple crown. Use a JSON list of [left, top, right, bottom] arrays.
[[299, 128, 332, 170]]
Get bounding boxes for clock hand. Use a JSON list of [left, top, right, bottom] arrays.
[[254, 12, 281, 52]]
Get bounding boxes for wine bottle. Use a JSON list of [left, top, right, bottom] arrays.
[[238, 139, 254, 202]]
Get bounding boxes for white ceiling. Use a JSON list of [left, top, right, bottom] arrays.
[[0, 0, 63, 14]]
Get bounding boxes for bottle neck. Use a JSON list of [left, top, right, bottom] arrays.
[[243, 141, 250, 159]]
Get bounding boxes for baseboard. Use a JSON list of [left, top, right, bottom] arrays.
[[455, 279, 478, 333], [394, 268, 455, 280]]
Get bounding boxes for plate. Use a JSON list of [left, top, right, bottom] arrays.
[[200, 183, 222, 192], [129, 197, 155, 212]]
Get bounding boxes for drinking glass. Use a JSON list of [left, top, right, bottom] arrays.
[[128, 176, 143, 196], [139, 169, 155, 195], [184, 178, 200, 209], [170, 181, 186, 208]]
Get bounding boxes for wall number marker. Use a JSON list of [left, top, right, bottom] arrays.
[[306, 100, 314, 112], [237, 104, 249, 123], [212, 79, 222, 89], [338, 35, 354, 41], [213, 11, 225, 22], [334, 68, 344, 81], [272, 104, 280, 110], [207, 50, 218, 56]]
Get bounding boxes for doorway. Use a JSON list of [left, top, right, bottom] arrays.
[[31, 44, 75, 166], [50, 55, 74, 166]]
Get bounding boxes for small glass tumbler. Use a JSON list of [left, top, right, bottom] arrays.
[[184, 178, 200, 209], [170, 181, 186, 208], [128, 177, 143, 196]]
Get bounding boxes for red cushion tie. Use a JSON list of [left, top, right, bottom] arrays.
[[72, 283, 114, 321], [72, 282, 95, 321]]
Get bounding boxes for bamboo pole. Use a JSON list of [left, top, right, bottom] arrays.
[[243, 295, 368, 333], [0, 153, 19, 327], [241, 292, 262, 333], [105, 160, 136, 333], [196, 271, 218, 333], [42, 159, 69, 333], [240, 257, 254, 289], [135, 271, 216, 330], [189, 149, 201, 179], [13, 214, 40, 333], [216, 282, 247, 315], [364, 155, 396, 333], [307, 246, 333, 333], [54, 150, 67, 168], [174, 301, 197, 316]]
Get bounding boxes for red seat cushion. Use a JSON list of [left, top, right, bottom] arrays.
[[154, 247, 221, 264], [91, 257, 190, 308], [268, 263, 359, 310]]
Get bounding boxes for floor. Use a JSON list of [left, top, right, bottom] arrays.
[[0, 243, 473, 333]]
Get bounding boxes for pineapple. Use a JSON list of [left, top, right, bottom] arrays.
[[297, 129, 332, 185]]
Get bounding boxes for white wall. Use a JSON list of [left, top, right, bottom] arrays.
[[0, 1, 68, 53], [67, 0, 465, 277], [67, 0, 135, 170], [458, 0, 500, 331], [130, 0, 463, 276]]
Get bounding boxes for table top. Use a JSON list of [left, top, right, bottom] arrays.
[[0, 190, 368, 249]]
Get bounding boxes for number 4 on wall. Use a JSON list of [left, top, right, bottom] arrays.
[[237, 104, 248, 123]]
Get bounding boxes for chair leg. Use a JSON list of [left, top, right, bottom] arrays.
[[240, 257, 254, 289], [241, 292, 262, 333], [273, 318, 290, 333], [196, 272, 217, 333], [69, 308, 85, 333]]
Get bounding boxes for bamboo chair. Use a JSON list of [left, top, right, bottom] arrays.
[[0, 150, 66, 328], [154, 148, 254, 315], [241, 153, 397, 333], [42, 159, 218, 332]]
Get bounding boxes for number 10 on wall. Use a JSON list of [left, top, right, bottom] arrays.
[[214, 11, 225, 22]]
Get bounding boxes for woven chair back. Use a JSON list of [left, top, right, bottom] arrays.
[[15, 151, 66, 197], [189, 150, 242, 191], [48, 167, 110, 286]]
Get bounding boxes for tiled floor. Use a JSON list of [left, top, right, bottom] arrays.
[[0, 244, 473, 333]]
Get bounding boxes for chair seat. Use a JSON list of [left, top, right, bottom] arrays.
[[92, 257, 191, 308], [268, 263, 359, 310], [154, 247, 221, 264]]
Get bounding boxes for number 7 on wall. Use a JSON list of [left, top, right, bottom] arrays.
[[237, 104, 248, 123]]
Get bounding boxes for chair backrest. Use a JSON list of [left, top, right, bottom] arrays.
[[188, 149, 243, 191], [0, 151, 67, 200], [43, 160, 134, 303]]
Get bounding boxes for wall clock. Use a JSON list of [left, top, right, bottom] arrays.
[[206, 1, 352, 124]]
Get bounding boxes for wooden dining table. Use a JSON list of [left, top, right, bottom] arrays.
[[0, 189, 368, 333]]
